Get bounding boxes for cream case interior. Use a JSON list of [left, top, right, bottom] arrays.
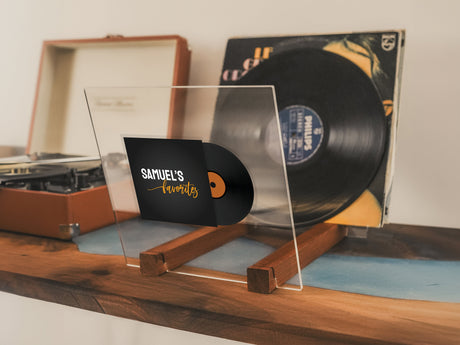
[[28, 37, 183, 157]]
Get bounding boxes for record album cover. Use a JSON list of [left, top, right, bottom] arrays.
[[218, 30, 405, 228]]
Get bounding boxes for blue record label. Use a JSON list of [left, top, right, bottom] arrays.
[[279, 105, 324, 165]]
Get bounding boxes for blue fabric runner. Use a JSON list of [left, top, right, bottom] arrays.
[[74, 225, 460, 303]]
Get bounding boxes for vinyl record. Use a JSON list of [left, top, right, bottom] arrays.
[[203, 142, 254, 225], [237, 48, 387, 226]]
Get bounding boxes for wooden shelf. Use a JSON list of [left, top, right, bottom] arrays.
[[0, 229, 459, 344]]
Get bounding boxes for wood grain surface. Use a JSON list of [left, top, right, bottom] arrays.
[[331, 223, 460, 260], [0, 230, 459, 344]]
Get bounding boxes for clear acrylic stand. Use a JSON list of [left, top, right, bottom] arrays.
[[86, 86, 302, 291]]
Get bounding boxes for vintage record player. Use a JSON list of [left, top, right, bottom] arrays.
[[0, 35, 190, 239]]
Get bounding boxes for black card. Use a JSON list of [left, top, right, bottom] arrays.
[[124, 137, 217, 226]]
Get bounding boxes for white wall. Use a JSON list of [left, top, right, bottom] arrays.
[[1, 0, 459, 229], [2, 0, 459, 230], [0, 0, 459, 342]]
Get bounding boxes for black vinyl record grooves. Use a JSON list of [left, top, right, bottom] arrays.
[[237, 48, 387, 226], [203, 143, 254, 226]]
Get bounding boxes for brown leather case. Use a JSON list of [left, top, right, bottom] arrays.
[[0, 35, 191, 239]]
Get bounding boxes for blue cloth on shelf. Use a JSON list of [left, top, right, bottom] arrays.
[[74, 225, 460, 303]]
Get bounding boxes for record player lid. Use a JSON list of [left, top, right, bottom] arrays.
[[27, 35, 190, 158]]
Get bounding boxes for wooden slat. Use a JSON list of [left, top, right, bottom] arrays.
[[248, 223, 346, 293], [140, 223, 248, 276]]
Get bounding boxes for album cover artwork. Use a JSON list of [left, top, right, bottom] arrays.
[[123, 138, 253, 227], [217, 31, 405, 228]]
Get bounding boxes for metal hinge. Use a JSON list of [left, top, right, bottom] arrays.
[[58, 223, 80, 240]]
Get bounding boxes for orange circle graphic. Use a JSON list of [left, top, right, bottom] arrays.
[[208, 171, 226, 199]]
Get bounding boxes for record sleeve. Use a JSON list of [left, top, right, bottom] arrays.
[[218, 30, 405, 228]]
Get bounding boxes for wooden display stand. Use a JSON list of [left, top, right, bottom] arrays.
[[140, 222, 346, 294]]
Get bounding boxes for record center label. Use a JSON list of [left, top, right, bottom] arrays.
[[279, 105, 324, 165]]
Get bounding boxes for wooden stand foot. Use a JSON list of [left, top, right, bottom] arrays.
[[247, 223, 346, 293], [140, 223, 248, 276]]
